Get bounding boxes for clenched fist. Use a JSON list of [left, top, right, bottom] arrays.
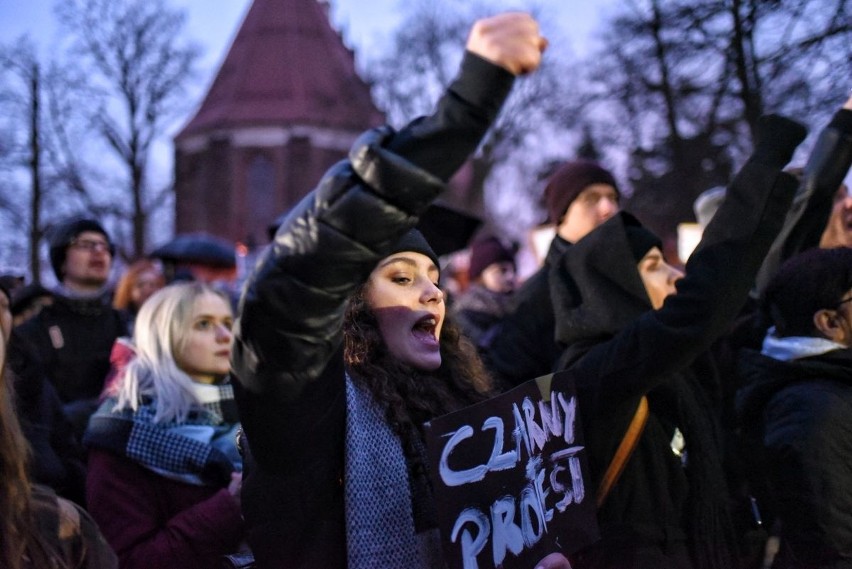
[[466, 12, 547, 76]]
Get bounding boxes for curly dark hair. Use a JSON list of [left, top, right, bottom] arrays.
[[343, 283, 495, 475]]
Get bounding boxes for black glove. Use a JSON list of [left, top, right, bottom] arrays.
[[752, 114, 808, 167]]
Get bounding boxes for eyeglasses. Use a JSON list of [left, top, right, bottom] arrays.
[[69, 238, 112, 254], [837, 296, 852, 309]]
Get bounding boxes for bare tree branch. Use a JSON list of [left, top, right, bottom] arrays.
[[55, 0, 200, 257]]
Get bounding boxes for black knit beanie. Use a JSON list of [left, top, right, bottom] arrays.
[[762, 246, 852, 337], [390, 228, 440, 270]]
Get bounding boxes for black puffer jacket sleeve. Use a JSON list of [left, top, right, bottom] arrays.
[[231, 52, 514, 470], [232, 126, 445, 400]]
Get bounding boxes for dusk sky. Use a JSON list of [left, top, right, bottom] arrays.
[[0, 0, 614, 189], [0, 1, 614, 86]]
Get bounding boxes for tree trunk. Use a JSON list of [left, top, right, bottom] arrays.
[[28, 63, 42, 284]]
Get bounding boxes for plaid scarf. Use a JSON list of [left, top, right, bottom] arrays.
[[84, 382, 241, 486]]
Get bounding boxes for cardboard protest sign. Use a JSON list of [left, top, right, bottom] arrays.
[[424, 371, 599, 569]]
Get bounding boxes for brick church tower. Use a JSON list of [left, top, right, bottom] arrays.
[[173, 0, 384, 248]]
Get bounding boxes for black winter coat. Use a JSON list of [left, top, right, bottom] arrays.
[[230, 53, 514, 569], [736, 348, 852, 569], [556, 116, 806, 569], [8, 292, 127, 445], [6, 362, 87, 506]]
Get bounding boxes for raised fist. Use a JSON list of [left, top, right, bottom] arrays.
[[466, 12, 547, 76]]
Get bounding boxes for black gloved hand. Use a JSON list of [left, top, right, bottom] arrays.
[[752, 114, 808, 167]]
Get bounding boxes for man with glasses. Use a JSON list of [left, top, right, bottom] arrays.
[[7, 218, 128, 505], [736, 246, 852, 568]]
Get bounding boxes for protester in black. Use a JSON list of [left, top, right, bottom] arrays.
[[556, 116, 807, 569], [737, 247, 852, 568], [230, 13, 565, 569]]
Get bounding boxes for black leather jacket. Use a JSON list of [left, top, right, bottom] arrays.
[[230, 53, 514, 569]]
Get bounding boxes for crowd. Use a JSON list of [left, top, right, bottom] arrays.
[[1, 11, 851, 569]]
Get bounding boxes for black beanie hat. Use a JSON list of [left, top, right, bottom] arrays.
[[762, 247, 852, 337], [624, 224, 663, 263], [544, 160, 619, 224], [389, 228, 440, 270], [48, 218, 112, 281], [468, 236, 515, 281]]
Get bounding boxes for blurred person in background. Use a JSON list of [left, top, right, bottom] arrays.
[[819, 183, 852, 248], [112, 259, 165, 330], [485, 159, 620, 387], [451, 234, 517, 353], [10, 283, 54, 327]]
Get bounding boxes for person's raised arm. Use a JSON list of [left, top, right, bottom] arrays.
[[236, 13, 546, 394], [572, 115, 807, 403], [232, 14, 545, 466], [386, 12, 546, 181], [752, 93, 852, 296]]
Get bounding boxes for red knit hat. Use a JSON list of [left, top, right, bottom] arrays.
[[543, 160, 619, 224]]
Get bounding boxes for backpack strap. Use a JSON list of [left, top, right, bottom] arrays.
[[596, 395, 649, 508]]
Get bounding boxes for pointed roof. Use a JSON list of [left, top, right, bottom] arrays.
[[176, 0, 383, 140]]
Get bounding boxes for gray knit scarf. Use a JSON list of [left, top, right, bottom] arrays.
[[344, 374, 444, 569]]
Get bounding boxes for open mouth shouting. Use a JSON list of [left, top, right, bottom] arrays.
[[366, 250, 446, 371], [412, 313, 440, 346]]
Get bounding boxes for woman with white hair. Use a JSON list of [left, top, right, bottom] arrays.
[[84, 282, 245, 569]]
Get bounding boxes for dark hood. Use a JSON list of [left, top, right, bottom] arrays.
[[735, 347, 852, 424], [551, 212, 653, 355]]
